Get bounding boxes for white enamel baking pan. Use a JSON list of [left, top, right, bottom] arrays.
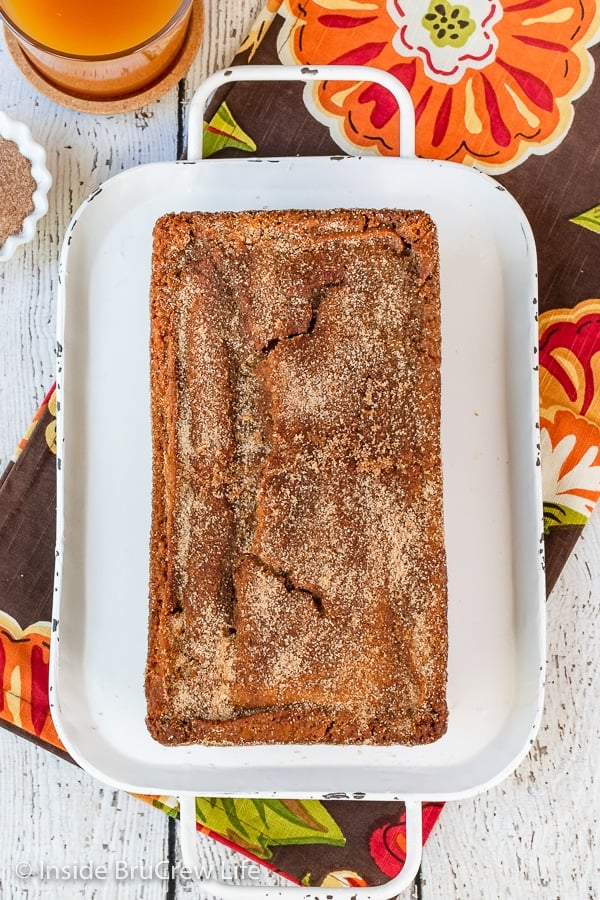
[[51, 66, 545, 898]]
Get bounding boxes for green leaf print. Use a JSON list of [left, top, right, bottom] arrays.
[[194, 797, 346, 859], [543, 501, 589, 534], [146, 796, 179, 818], [203, 102, 258, 158], [569, 205, 600, 234]]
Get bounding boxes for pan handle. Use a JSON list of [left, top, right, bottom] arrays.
[[187, 64, 416, 161], [178, 794, 422, 899]]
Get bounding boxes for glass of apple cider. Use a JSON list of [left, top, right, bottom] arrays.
[[0, 0, 194, 100]]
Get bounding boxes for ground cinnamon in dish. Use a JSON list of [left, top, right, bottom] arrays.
[[146, 208, 448, 746], [0, 137, 35, 247]]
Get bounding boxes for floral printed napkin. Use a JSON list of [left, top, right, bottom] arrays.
[[1, 0, 599, 890]]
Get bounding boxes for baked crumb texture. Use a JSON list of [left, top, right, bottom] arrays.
[[146, 208, 447, 746]]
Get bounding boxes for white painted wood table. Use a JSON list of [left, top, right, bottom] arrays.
[[0, 2, 598, 897]]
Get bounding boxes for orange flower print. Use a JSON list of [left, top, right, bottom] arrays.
[[390, 0, 501, 82], [278, 0, 600, 171], [14, 384, 57, 459], [539, 300, 600, 429], [369, 818, 407, 877], [540, 408, 600, 530], [240, 0, 285, 60], [0, 611, 63, 750], [320, 870, 369, 887], [45, 387, 57, 454], [539, 300, 600, 531]]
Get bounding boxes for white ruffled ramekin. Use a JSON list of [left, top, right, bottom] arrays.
[[0, 109, 52, 262]]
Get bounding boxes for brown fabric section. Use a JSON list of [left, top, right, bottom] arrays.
[[273, 800, 403, 886], [544, 525, 586, 597], [0, 405, 56, 628], [497, 45, 600, 315], [207, 20, 340, 158]]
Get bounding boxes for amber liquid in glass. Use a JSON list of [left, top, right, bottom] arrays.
[[1, 0, 192, 99], [2, 0, 183, 55]]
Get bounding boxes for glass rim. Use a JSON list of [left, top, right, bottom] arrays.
[[0, 0, 193, 61]]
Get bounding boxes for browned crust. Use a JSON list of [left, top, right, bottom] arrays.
[[146, 208, 447, 746]]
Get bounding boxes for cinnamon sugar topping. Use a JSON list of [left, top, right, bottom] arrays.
[[0, 138, 35, 246], [146, 208, 448, 746]]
